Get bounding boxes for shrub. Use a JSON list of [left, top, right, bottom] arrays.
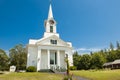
[[70, 66, 77, 70], [63, 76, 72, 80], [26, 66, 36, 72]]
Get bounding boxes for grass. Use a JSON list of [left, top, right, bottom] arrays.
[[0, 72, 64, 80], [1, 70, 119, 80], [71, 69, 120, 80], [0, 72, 79, 80]]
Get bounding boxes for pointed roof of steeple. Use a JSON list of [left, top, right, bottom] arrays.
[[48, 4, 53, 19]]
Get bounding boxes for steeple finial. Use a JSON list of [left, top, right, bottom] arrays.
[[48, 1, 53, 19]]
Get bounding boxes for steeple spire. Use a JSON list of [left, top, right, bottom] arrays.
[[48, 3, 53, 19], [44, 1, 59, 38]]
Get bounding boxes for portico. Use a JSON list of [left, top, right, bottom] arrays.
[[36, 46, 71, 71]]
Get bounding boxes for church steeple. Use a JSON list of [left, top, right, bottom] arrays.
[[48, 4, 53, 19], [44, 3, 59, 38]]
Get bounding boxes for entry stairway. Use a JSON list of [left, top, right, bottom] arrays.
[[39, 65, 66, 73], [50, 65, 66, 73]]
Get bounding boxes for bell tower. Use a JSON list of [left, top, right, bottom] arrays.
[[44, 4, 59, 38]]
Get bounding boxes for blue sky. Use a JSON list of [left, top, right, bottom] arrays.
[[0, 0, 120, 54]]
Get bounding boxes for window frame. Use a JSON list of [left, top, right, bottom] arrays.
[[50, 39, 57, 45], [50, 26, 53, 33]]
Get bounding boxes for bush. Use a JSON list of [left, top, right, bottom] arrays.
[[26, 66, 36, 72], [63, 76, 72, 80], [70, 66, 77, 70]]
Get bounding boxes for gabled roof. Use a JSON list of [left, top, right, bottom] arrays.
[[112, 59, 120, 64], [35, 35, 71, 47], [103, 59, 120, 66], [103, 62, 113, 66]]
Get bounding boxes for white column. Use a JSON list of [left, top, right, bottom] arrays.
[[27, 53, 30, 67], [65, 51, 68, 69], [37, 49, 41, 71], [57, 50, 60, 67], [47, 50, 50, 69]]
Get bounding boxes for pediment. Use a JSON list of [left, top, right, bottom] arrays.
[[36, 35, 70, 47]]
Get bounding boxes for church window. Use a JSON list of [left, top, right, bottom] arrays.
[[50, 40, 57, 44], [50, 40, 53, 44], [50, 53, 54, 64], [55, 52, 57, 64], [50, 52, 57, 65], [50, 26, 53, 32], [54, 40, 57, 44]]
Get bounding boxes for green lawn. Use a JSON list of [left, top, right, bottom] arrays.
[[1, 70, 120, 80], [0, 72, 64, 80], [71, 69, 120, 80], [0, 72, 80, 80]]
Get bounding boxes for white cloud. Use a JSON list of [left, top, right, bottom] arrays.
[[74, 47, 102, 54]]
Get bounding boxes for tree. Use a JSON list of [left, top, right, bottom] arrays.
[[73, 51, 81, 69], [72, 41, 120, 70], [9, 44, 27, 70], [106, 50, 117, 62], [116, 41, 120, 50], [90, 53, 106, 69], [116, 50, 120, 59], [0, 49, 9, 71], [110, 42, 114, 51], [65, 54, 70, 75], [78, 54, 91, 70], [64, 54, 73, 80]]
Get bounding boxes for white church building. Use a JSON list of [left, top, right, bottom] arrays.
[[27, 4, 73, 71]]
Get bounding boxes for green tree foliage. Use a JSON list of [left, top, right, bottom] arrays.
[[116, 41, 120, 50], [65, 54, 70, 75], [0, 49, 9, 71], [78, 54, 91, 70], [116, 50, 120, 59], [9, 44, 27, 70], [90, 53, 106, 69], [73, 52, 81, 69], [110, 42, 114, 51], [106, 51, 117, 62], [73, 41, 120, 70]]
